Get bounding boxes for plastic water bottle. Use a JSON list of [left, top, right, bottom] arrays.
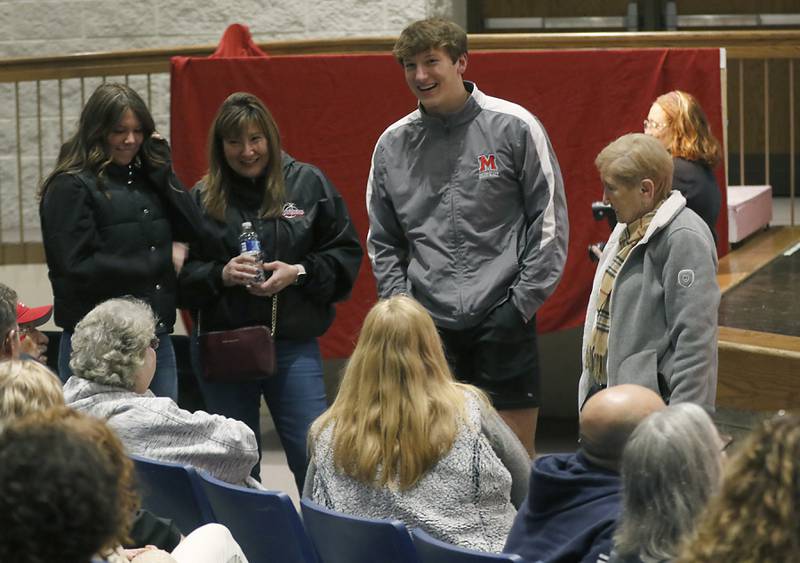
[[239, 221, 265, 283]]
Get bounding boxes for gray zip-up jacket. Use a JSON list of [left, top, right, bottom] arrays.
[[367, 82, 568, 329], [579, 191, 719, 411]]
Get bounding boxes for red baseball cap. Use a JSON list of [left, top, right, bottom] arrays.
[[16, 302, 53, 328]]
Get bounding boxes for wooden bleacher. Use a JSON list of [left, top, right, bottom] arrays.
[[716, 226, 800, 411]]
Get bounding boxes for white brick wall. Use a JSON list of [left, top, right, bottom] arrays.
[[0, 0, 458, 243], [0, 0, 456, 57]]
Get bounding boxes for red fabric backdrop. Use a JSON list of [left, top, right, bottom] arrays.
[[171, 45, 726, 358]]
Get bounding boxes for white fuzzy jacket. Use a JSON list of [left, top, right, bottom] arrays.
[[64, 376, 261, 488], [304, 392, 530, 553]]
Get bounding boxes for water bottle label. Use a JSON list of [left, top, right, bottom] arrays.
[[241, 239, 261, 254]]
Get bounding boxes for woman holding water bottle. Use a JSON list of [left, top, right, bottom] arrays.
[[179, 92, 362, 492]]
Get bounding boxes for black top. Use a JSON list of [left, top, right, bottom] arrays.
[[672, 157, 721, 242], [40, 141, 207, 333], [178, 152, 363, 340]]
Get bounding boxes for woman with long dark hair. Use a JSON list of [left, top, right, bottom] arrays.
[[39, 83, 206, 399], [179, 92, 362, 492]]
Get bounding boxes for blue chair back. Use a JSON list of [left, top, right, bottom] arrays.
[[196, 471, 318, 563], [300, 498, 420, 563], [411, 528, 523, 562], [130, 454, 215, 533]]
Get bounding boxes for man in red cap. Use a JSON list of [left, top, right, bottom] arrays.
[[16, 301, 53, 365]]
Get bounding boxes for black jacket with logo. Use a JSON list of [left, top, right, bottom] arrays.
[[40, 141, 208, 333], [178, 153, 363, 340]]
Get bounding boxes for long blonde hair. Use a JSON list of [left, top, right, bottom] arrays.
[[310, 295, 485, 490], [201, 92, 285, 221], [655, 90, 721, 167]]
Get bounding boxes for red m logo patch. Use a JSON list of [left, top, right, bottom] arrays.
[[478, 154, 497, 173]]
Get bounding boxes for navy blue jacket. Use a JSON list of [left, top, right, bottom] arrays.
[[503, 451, 621, 563], [672, 157, 720, 242]]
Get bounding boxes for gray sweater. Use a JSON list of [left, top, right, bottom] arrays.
[[579, 191, 719, 411], [303, 392, 531, 553], [64, 376, 261, 488]]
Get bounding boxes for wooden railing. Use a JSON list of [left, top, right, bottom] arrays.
[[1, 30, 798, 263]]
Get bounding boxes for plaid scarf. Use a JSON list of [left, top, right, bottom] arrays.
[[585, 208, 659, 384]]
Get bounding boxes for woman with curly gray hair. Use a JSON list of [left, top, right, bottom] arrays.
[[608, 403, 725, 563], [64, 298, 262, 488], [69, 298, 159, 391]]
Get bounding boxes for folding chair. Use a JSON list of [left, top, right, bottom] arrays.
[[196, 471, 318, 563], [300, 498, 421, 563], [130, 454, 215, 534], [412, 528, 523, 562]]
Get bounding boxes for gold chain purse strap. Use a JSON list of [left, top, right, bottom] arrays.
[[270, 293, 277, 337], [269, 216, 278, 337]]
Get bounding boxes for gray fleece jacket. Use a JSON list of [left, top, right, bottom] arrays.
[[303, 392, 531, 553], [64, 376, 262, 488], [579, 191, 719, 411]]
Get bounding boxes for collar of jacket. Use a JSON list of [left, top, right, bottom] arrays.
[[418, 81, 483, 129], [228, 168, 268, 209], [608, 190, 687, 247], [105, 160, 139, 182]]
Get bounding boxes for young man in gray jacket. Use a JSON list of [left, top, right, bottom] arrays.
[[366, 18, 569, 455]]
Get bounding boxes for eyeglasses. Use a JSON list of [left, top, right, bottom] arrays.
[[643, 119, 667, 131], [149, 337, 160, 351], [18, 325, 31, 341]]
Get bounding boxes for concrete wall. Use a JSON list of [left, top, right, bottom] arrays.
[[0, 0, 458, 58], [0, 0, 460, 242]]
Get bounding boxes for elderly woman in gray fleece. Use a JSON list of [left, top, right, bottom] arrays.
[[580, 133, 719, 411], [63, 297, 261, 488]]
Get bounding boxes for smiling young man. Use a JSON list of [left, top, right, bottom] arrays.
[[366, 18, 569, 456]]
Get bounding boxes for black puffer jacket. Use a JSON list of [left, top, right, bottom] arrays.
[[178, 153, 363, 340], [40, 141, 208, 333]]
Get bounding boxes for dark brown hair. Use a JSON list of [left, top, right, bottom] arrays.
[[40, 83, 162, 198], [201, 92, 285, 221]]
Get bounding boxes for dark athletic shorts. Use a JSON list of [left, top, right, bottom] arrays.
[[438, 299, 541, 410]]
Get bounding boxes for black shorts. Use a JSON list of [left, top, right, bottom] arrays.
[[438, 299, 541, 410]]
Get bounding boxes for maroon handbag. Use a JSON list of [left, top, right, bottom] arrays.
[[199, 219, 280, 382], [198, 295, 278, 382]]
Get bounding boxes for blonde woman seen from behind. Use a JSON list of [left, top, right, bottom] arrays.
[[304, 295, 530, 553]]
